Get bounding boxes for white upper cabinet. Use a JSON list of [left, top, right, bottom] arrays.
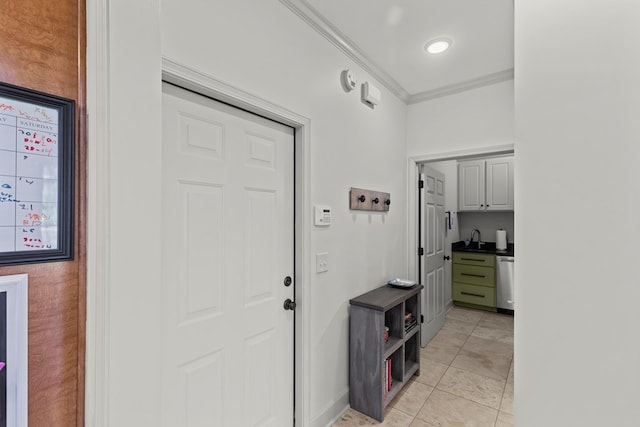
[[458, 160, 486, 211], [458, 156, 514, 212], [485, 157, 514, 211]]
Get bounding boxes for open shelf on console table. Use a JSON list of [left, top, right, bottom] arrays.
[[349, 284, 423, 422]]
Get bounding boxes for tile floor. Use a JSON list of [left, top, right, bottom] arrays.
[[334, 306, 514, 427]]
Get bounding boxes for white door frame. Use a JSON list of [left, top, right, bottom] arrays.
[[406, 144, 514, 285], [160, 58, 312, 426], [85, 53, 313, 425]]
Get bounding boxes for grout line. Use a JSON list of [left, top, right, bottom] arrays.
[[433, 389, 502, 412]]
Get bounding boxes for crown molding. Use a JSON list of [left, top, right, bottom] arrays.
[[278, 0, 410, 102], [279, 0, 514, 105], [407, 68, 515, 104]]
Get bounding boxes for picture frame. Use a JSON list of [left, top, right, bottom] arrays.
[[0, 81, 74, 265]]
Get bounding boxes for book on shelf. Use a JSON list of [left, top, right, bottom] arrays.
[[383, 360, 387, 398], [404, 311, 417, 332], [383, 357, 393, 398]]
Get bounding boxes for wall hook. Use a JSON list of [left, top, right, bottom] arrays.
[[350, 188, 391, 212]]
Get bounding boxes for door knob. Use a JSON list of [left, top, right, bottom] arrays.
[[283, 298, 297, 311], [444, 255, 451, 261]]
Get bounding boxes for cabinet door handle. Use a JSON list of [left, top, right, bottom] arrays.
[[461, 291, 485, 298], [460, 258, 485, 262], [461, 273, 485, 278]]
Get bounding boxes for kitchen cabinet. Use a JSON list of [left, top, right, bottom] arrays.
[[458, 156, 514, 211], [349, 284, 423, 422], [452, 252, 496, 311]]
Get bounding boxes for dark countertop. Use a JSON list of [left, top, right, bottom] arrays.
[[452, 241, 514, 257]]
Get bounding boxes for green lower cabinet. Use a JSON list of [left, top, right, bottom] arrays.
[[453, 282, 495, 308], [452, 251, 497, 311], [452, 252, 495, 267], [452, 264, 495, 287]]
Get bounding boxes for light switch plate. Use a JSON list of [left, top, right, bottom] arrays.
[[316, 252, 329, 273]]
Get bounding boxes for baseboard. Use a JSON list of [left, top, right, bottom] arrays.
[[445, 300, 454, 313], [309, 389, 350, 427], [323, 404, 350, 427]]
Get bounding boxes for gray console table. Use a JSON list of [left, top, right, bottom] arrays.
[[349, 284, 423, 421]]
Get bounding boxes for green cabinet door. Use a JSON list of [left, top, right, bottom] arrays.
[[452, 264, 495, 287]]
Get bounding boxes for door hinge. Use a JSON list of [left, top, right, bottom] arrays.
[[421, 315, 424, 323], [418, 247, 424, 256], [418, 180, 424, 189]]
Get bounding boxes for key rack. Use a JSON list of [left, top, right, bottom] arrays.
[[349, 187, 391, 212]]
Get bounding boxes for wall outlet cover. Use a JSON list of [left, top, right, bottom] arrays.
[[316, 252, 329, 273]]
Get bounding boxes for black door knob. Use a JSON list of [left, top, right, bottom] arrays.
[[283, 298, 296, 311], [444, 255, 451, 261]]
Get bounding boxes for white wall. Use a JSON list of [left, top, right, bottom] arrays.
[[88, 1, 164, 425], [407, 81, 514, 157], [96, 0, 408, 425], [516, 1, 640, 425]]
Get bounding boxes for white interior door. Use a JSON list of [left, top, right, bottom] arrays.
[[160, 82, 295, 427], [420, 165, 446, 346]]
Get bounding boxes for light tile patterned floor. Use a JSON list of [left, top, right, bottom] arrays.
[[333, 307, 514, 427]]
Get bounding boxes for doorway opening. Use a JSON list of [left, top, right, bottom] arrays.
[[409, 143, 514, 347]]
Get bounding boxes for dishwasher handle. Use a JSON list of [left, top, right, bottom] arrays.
[[498, 258, 514, 263]]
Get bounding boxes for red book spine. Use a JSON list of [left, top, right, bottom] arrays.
[[383, 361, 387, 399]]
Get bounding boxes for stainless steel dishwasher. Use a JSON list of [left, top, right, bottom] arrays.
[[496, 256, 514, 313]]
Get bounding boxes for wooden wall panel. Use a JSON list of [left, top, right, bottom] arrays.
[[0, 0, 86, 426]]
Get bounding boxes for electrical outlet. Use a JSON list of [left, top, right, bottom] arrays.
[[316, 252, 329, 273]]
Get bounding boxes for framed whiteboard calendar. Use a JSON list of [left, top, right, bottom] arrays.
[[0, 82, 74, 265]]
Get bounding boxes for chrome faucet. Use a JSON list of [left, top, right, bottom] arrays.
[[470, 229, 482, 247]]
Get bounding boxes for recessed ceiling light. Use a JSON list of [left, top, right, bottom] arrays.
[[424, 38, 452, 55]]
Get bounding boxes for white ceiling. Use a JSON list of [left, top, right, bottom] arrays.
[[280, 0, 514, 103]]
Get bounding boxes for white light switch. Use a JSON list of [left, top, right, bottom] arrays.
[[316, 252, 329, 273]]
